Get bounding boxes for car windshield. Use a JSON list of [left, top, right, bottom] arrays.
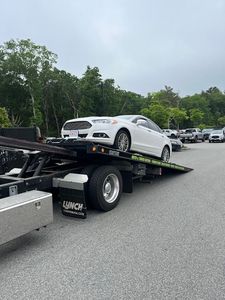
[[202, 129, 213, 133], [185, 129, 193, 133], [212, 130, 223, 134]]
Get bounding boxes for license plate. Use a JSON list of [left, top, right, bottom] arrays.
[[70, 130, 79, 138]]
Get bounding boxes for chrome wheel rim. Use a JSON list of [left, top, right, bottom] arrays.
[[102, 174, 120, 203], [162, 147, 170, 162], [117, 133, 129, 151]]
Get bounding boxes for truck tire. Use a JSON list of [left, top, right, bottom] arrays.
[[81, 165, 97, 177], [88, 165, 123, 211], [81, 165, 98, 208]]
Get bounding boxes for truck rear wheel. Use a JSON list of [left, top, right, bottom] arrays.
[[88, 166, 123, 211]]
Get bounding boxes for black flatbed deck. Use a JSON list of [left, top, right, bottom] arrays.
[[47, 138, 193, 173]]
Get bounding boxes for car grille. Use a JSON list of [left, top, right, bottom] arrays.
[[78, 134, 88, 138], [212, 136, 219, 138], [64, 121, 92, 130]]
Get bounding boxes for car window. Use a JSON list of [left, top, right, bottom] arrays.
[[148, 120, 161, 133]]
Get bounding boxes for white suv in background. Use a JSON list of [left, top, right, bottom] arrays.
[[209, 129, 225, 143], [162, 129, 178, 138]]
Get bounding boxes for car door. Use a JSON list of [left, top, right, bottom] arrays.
[[132, 117, 156, 154], [146, 119, 165, 156]]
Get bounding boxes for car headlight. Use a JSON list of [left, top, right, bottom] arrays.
[[92, 119, 117, 124]]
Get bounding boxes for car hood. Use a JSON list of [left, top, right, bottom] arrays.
[[210, 133, 223, 136], [63, 116, 132, 126], [64, 116, 112, 122]]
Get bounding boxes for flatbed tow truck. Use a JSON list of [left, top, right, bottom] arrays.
[[0, 136, 192, 245]]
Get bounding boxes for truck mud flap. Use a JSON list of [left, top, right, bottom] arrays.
[[53, 174, 88, 219]]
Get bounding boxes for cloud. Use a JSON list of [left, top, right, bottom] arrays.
[[0, 0, 225, 96]]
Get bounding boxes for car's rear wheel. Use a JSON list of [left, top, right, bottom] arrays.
[[114, 130, 130, 152], [161, 146, 170, 162]]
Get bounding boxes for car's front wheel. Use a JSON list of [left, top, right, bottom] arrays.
[[161, 146, 170, 162], [114, 130, 131, 152]]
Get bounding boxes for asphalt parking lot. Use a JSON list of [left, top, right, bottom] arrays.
[[1, 142, 225, 300]]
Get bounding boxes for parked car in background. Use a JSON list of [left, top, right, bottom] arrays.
[[170, 138, 183, 151], [202, 128, 214, 140], [209, 129, 225, 143], [179, 128, 205, 143], [61, 115, 172, 161], [162, 129, 178, 138]]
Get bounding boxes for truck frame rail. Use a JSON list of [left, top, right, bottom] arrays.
[[0, 137, 193, 227]]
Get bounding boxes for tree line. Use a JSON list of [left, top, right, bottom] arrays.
[[0, 39, 225, 136]]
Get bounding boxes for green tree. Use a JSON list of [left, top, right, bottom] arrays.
[[79, 66, 102, 116], [0, 39, 57, 125], [150, 86, 180, 107], [189, 108, 204, 126], [168, 107, 188, 129], [0, 107, 11, 127], [181, 94, 211, 124], [141, 102, 169, 128], [217, 116, 225, 127], [202, 87, 225, 125], [41, 68, 80, 135]]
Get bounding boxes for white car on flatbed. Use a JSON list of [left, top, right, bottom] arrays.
[[61, 115, 172, 161]]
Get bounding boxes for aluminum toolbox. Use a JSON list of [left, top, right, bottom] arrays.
[[0, 190, 53, 245]]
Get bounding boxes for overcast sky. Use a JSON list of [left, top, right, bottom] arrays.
[[1, 0, 225, 96]]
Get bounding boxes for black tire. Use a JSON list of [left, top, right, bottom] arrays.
[[202, 137, 205, 142], [194, 136, 198, 143], [161, 146, 170, 162], [171, 134, 176, 138], [209, 140, 211, 143], [88, 166, 123, 211], [81, 165, 98, 208], [114, 130, 131, 152], [81, 165, 97, 177]]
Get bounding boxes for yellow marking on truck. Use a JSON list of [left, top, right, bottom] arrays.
[[131, 155, 185, 170]]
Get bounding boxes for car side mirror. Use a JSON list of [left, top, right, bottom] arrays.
[[137, 120, 147, 127]]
